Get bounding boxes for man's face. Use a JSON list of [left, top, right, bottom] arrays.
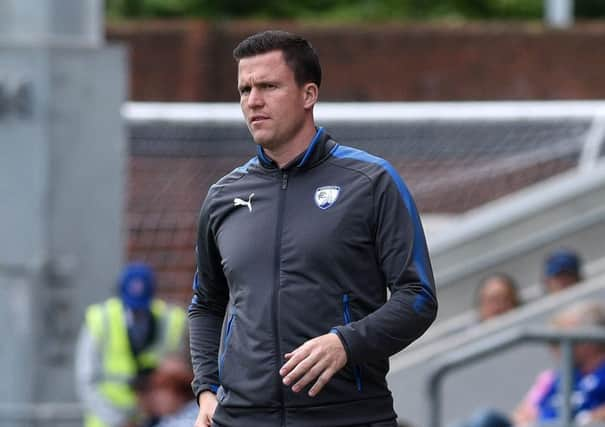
[[478, 278, 517, 321], [237, 50, 311, 152], [551, 313, 601, 369], [544, 273, 579, 294]]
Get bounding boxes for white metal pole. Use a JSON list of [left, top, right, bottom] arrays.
[[545, 0, 574, 28], [579, 113, 605, 173]]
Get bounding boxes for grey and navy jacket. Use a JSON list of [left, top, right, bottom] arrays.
[[189, 127, 438, 427]]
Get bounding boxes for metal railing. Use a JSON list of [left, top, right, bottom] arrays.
[[427, 327, 605, 427]]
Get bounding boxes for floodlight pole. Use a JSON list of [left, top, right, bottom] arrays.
[[0, 0, 125, 416], [545, 0, 574, 28]]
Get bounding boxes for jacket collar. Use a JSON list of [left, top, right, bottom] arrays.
[[256, 127, 336, 171]]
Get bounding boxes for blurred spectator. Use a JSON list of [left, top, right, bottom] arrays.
[[75, 263, 187, 427], [476, 273, 521, 322], [543, 249, 583, 294], [134, 355, 197, 427], [456, 300, 605, 427], [130, 369, 157, 427], [513, 300, 605, 426]]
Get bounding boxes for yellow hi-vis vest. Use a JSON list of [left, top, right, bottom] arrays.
[[84, 297, 186, 427]]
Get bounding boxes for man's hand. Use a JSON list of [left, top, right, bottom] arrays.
[[194, 391, 218, 427], [279, 332, 347, 397]]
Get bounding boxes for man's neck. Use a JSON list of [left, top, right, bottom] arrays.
[[264, 123, 317, 169]]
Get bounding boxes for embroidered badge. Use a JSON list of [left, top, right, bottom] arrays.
[[314, 186, 340, 210]]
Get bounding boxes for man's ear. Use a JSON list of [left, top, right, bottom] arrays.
[[302, 83, 319, 109]]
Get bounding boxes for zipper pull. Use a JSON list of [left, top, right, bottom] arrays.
[[281, 171, 289, 190]]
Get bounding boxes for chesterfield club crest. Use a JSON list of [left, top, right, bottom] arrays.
[[314, 186, 341, 210]]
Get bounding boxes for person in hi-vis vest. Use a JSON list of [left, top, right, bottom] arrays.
[[75, 263, 187, 427]]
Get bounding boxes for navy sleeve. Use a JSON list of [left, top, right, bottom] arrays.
[[334, 165, 438, 364], [188, 185, 229, 398]]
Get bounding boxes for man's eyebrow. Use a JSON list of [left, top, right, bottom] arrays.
[[259, 79, 279, 86], [251, 76, 278, 85]]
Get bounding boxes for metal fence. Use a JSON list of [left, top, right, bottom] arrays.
[[428, 327, 605, 427]]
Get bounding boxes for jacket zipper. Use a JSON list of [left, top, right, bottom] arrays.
[[342, 294, 363, 392], [218, 310, 236, 381], [274, 170, 289, 426], [281, 171, 289, 190]]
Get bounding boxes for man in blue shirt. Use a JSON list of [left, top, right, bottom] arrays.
[[534, 301, 605, 424], [456, 301, 605, 427]]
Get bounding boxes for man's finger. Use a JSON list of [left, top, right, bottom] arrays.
[[291, 360, 327, 392], [282, 351, 320, 385], [194, 410, 209, 427], [280, 346, 309, 376], [308, 369, 335, 397]]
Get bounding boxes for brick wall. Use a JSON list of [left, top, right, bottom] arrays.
[[107, 20, 605, 101]]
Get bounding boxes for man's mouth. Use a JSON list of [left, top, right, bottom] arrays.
[[250, 115, 269, 124]]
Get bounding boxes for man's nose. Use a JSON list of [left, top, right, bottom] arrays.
[[247, 88, 263, 107]]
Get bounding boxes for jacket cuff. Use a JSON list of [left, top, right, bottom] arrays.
[[330, 327, 354, 365], [193, 383, 219, 405]]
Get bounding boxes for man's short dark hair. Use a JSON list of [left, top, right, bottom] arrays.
[[233, 30, 322, 88]]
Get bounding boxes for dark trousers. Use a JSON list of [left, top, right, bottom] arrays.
[[354, 420, 399, 427], [213, 420, 399, 427]]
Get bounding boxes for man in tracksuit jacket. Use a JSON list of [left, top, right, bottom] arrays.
[[189, 30, 438, 427]]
